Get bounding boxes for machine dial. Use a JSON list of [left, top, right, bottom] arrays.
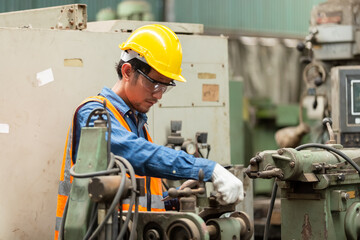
[[182, 140, 196, 155]]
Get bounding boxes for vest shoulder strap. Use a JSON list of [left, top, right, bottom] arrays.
[[79, 96, 131, 132]]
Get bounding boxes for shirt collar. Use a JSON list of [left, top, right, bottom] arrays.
[[99, 87, 148, 123]]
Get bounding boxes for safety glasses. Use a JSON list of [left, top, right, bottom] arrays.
[[137, 69, 176, 94]]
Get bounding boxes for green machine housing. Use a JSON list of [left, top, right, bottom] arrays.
[[246, 144, 360, 239], [64, 126, 108, 239]]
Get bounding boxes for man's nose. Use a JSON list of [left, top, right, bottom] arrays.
[[152, 90, 163, 100]]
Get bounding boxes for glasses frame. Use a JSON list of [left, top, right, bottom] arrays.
[[136, 69, 176, 87]]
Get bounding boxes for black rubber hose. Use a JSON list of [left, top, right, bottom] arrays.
[[263, 181, 278, 240], [105, 109, 112, 166], [70, 165, 120, 178], [198, 149, 204, 158], [85, 102, 112, 166], [206, 145, 211, 159], [88, 160, 127, 240], [116, 156, 138, 240], [82, 203, 98, 240], [295, 143, 360, 174], [85, 107, 106, 127], [83, 154, 116, 240], [131, 197, 139, 240]]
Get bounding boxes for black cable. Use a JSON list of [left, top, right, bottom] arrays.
[[88, 160, 127, 240], [115, 158, 135, 240], [206, 145, 211, 159], [83, 155, 115, 240], [131, 197, 139, 240], [198, 148, 204, 158], [83, 203, 98, 240], [116, 159, 136, 240], [161, 179, 169, 190], [82, 156, 118, 240], [85, 107, 106, 127], [112, 208, 119, 240], [70, 165, 120, 178], [104, 106, 112, 166], [115, 156, 138, 240], [85, 100, 112, 166], [263, 181, 278, 240], [295, 143, 360, 174]]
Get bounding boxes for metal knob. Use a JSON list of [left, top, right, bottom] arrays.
[[323, 118, 336, 144]]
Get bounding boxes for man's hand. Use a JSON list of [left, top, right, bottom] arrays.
[[211, 164, 244, 205]]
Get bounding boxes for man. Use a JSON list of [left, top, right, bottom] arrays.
[[55, 24, 243, 239]]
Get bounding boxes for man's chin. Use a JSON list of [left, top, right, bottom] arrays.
[[136, 106, 150, 114]]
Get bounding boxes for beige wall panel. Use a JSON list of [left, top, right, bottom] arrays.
[[0, 28, 124, 239]]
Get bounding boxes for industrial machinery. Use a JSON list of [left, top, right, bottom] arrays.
[[247, 118, 360, 239], [246, 119, 360, 239], [252, 1, 360, 239], [295, 0, 360, 146], [60, 101, 254, 240], [165, 120, 211, 158]]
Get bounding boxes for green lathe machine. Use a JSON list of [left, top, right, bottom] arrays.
[[59, 102, 254, 240], [246, 118, 360, 239]]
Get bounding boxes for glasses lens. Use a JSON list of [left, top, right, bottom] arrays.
[[148, 83, 175, 94], [137, 69, 175, 94], [162, 85, 174, 94]]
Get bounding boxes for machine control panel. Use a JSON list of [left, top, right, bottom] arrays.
[[331, 67, 360, 147]]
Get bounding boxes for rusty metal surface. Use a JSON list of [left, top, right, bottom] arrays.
[[0, 4, 87, 30], [230, 211, 254, 240], [135, 212, 207, 240], [88, 175, 132, 202], [301, 214, 312, 240]]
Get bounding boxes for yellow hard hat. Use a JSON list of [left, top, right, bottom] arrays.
[[119, 24, 186, 82]]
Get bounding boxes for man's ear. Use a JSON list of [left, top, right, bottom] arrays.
[[121, 63, 132, 82]]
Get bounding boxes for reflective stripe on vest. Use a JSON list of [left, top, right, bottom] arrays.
[[54, 95, 165, 239], [54, 123, 74, 239]]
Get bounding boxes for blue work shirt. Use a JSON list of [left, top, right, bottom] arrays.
[[74, 87, 216, 181]]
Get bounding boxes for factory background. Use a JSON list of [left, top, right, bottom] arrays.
[[2, 1, 345, 239], [1, 0, 325, 36], [0, 0, 325, 183]]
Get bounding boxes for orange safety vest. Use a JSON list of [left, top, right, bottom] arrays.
[[54, 96, 165, 240]]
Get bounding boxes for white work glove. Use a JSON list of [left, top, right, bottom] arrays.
[[211, 164, 244, 205]]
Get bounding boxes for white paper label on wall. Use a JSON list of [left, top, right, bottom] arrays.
[[36, 68, 54, 87], [0, 123, 9, 133]]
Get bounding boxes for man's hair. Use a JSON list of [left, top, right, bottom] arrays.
[[116, 58, 152, 80]]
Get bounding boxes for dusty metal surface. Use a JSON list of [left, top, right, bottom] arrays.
[[0, 4, 87, 30], [86, 19, 204, 34]]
